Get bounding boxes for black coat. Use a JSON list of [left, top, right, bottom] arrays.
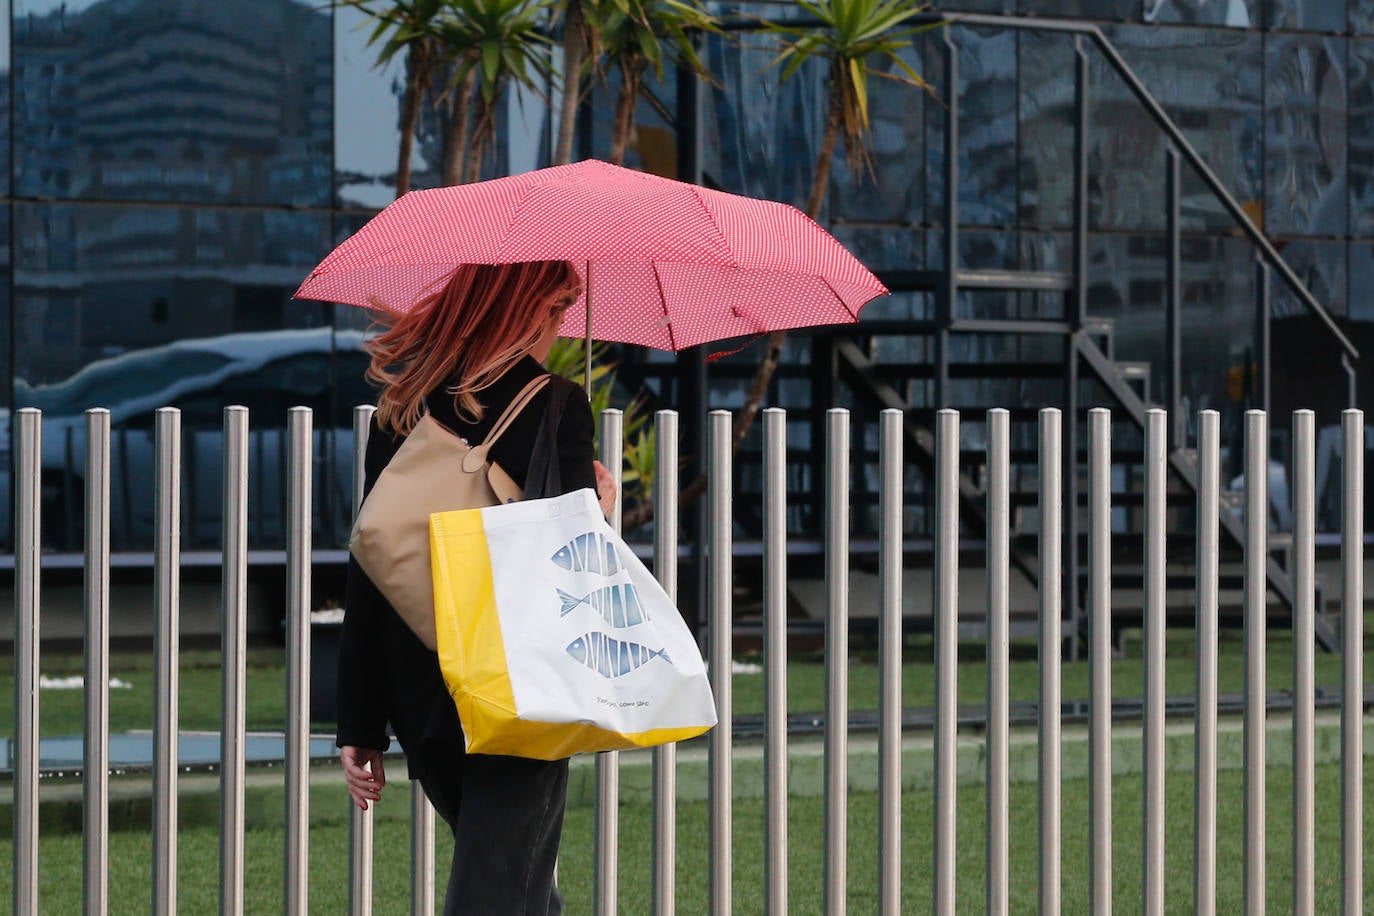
[[334, 356, 597, 777]]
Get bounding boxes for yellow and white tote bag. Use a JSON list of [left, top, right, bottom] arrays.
[[429, 487, 716, 760]]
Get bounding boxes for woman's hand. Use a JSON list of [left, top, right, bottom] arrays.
[[341, 746, 387, 811], [593, 460, 618, 518]]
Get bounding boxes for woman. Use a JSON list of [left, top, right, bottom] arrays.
[[335, 259, 615, 915]]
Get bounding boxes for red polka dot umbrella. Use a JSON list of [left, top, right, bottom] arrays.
[[295, 159, 887, 377]]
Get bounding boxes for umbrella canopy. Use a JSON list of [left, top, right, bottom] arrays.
[[294, 160, 887, 351]]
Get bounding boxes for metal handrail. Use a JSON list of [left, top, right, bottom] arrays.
[[721, 10, 1358, 361]]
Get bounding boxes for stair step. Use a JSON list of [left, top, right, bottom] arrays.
[[955, 269, 1073, 292]]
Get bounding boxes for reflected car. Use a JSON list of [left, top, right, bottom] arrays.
[[2, 327, 375, 553]]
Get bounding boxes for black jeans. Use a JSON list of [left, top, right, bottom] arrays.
[[415, 738, 570, 915]]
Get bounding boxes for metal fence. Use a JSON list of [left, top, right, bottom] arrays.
[[8, 404, 1367, 914]]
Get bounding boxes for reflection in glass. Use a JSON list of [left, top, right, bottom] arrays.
[[14, 0, 332, 206], [1075, 25, 1263, 233], [828, 225, 925, 273], [1144, 0, 1259, 26], [1265, 35, 1347, 236], [12, 204, 344, 552], [1354, 1, 1374, 34], [1350, 41, 1374, 234], [828, 43, 927, 226], [334, 2, 442, 208], [589, 66, 680, 177], [701, 30, 824, 211], [1273, 238, 1346, 318], [1019, 0, 1138, 19], [1019, 32, 1076, 229], [930, 27, 1017, 228], [1266, 0, 1346, 32]]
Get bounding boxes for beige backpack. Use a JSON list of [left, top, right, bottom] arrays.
[[349, 376, 549, 650]]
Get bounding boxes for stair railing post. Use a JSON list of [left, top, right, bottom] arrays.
[[1166, 147, 1183, 449], [937, 26, 958, 412], [1255, 259, 1271, 418], [1064, 37, 1091, 659]]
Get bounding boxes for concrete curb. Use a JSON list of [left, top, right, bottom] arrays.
[[3, 711, 1370, 836]]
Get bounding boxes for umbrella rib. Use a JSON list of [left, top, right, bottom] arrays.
[[822, 276, 861, 322], [649, 261, 677, 352], [686, 187, 739, 268]]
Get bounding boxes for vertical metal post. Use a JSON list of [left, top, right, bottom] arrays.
[[13, 408, 41, 916], [1243, 410, 1268, 916], [350, 405, 375, 916], [220, 406, 249, 916], [1340, 409, 1364, 916], [595, 408, 624, 916], [763, 408, 789, 916], [936, 28, 958, 410], [824, 409, 851, 916], [84, 409, 111, 916], [1068, 39, 1090, 660], [411, 783, 436, 916], [877, 408, 903, 916], [653, 410, 681, 916], [933, 409, 959, 916], [708, 410, 733, 916], [1088, 408, 1113, 915], [1142, 408, 1167, 916], [284, 407, 312, 916], [985, 409, 1010, 916], [153, 407, 180, 916], [1255, 262, 1271, 417], [1194, 410, 1220, 916], [1165, 150, 1183, 447], [1291, 410, 1315, 916], [1039, 409, 1062, 914]]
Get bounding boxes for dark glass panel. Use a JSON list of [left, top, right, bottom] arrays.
[[829, 224, 925, 273], [333, 2, 442, 208], [13, 0, 332, 207], [1351, 241, 1374, 321], [589, 65, 681, 177], [0, 209, 11, 551], [1267, 0, 1346, 31], [1273, 238, 1347, 317], [1350, 40, 1374, 233], [828, 42, 927, 226], [1019, 0, 1139, 19], [1144, 0, 1261, 25], [1265, 35, 1348, 235], [929, 27, 1017, 229], [701, 30, 824, 211], [1354, 1, 1374, 34], [1059, 25, 1263, 233], [1018, 32, 1076, 229], [13, 204, 337, 552]]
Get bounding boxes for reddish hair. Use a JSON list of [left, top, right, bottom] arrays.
[[366, 260, 580, 435]]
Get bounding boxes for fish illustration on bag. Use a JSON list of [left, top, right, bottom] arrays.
[[566, 632, 671, 679], [557, 583, 649, 627], [550, 531, 621, 576]]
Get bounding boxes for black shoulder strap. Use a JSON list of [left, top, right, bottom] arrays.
[[523, 376, 573, 499]]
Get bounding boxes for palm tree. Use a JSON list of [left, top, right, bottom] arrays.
[[621, 1, 932, 528], [730, 0, 931, 454], [591, 0, 717, 166], [552, 0, 593, 164], [341, 0, 448, 197], [437, 0, 554, 184]]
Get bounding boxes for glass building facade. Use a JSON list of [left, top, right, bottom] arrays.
[[1, 0, 1371, 556]]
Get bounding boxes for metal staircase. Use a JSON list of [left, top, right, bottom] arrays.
[[822, 15, 1360, 654]]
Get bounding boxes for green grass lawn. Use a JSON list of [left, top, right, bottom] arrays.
[[0, 761, 1368, 913], [2, 614, 1370, 738]]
